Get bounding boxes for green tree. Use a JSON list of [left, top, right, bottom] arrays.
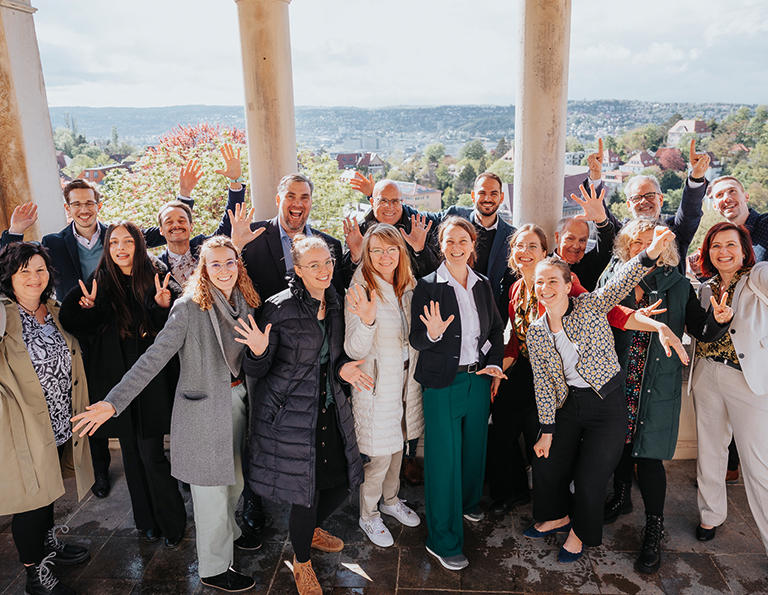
[[424, 143, 446, 165], [565, 136, 584, 152], [659, 169, 684, 193], [441, 186, 458, 208], [457, 193, 473, 207], [434, 164, 453, 191], [493, 137, 510, 159], [459, 140, 486, 161], [487, 158, 514, 183], [299, 149, 357, 238], [454, 163, 477, 195]]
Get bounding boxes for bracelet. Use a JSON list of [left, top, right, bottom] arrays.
[[230, 175, 244, 184], [689, 175, 706, 183]]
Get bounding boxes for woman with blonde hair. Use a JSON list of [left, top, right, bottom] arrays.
[[602, 218, 732, 573], [72, 234, 265, 593], [345, 223, 424, 547]]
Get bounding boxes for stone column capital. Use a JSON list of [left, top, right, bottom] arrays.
[[0, 1, 37, 14]]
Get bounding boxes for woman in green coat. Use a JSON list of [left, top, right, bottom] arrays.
[[603, 218, 733, 573]]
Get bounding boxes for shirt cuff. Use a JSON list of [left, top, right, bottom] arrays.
[[486, 365, 502, 374], [427, 332, 443, 343], [687, 177, 705, 188], [540, 423, 555, 434]]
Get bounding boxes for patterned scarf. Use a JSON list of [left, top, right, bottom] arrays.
[[208, 286, 251, 377]]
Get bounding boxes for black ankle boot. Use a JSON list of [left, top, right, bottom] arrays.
[[243, 496, 265, 534], [43, 525, 89, 565], [25, 554, 77, 595], [637, 513, 664, 573], [603, 479, 633, 524]]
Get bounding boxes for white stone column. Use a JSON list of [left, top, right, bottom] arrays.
[[234, 0, 297, 220], [512, 0, 572, 241], [0, 0, 65, 238]]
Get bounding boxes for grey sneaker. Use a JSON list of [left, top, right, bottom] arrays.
[[463, 506, 485, 522], [426, 546, 469, 570]]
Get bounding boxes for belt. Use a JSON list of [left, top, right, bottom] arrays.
[[457, 362, 479, 373], [231, 379, 244, 388], [568, 385, 597, 396], [708, 356, 741, 371]]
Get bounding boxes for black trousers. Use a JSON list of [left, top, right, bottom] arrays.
[[89, 436, 111, 476], [289, 482, 350, 563], [613, 443, 666, 516], [533, 384, 627, 547], [119, 432, 186, 538], [486, 356, 538, 502]]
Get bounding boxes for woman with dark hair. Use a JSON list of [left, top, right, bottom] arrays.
[[0, 242, 92, 595], [691, 222, 768, 555], [236, 234, 366, 595], [60, 221, 186, 549], [409, 216, 506, 571], [72, 235, 264, 592]]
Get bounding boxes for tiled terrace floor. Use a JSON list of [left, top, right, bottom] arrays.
[[2, 451, 766, 595]]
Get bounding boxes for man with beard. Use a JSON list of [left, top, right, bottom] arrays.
[[709, 175, 768, 262]]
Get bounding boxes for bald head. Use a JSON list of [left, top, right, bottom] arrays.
[[554, 217, 590, 265], [370, 179, 403, 225]]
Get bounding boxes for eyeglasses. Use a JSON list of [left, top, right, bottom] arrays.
[[513, 243, 542, 252], [68, 201, 99, 211], [206, 259, 238, 273], [374, 198, 402, 208], [369, 247, 400, 256], [297, 258, 335, 273], [628, 192, 659, 204]]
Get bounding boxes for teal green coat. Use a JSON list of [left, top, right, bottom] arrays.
[[611, 266, 726, 460]]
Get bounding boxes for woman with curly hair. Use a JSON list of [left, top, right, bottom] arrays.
[[72, 234, 264, 593]]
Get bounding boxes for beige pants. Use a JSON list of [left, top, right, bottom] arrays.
[[693, 358, 768, 554], [189, 383, 247, 577], [359, 450, 403, 522]]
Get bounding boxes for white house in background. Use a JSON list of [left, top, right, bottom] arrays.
[[687, 151, 723, 181], [602, 148, 622, 171], [396, 181, 442, 212], [620, 150, 659, 174], [333, 152, 386, 175], [667, 119, 712, 147], [565, 150, 586, 166]]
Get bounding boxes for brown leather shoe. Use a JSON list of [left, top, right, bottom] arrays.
[[293, 556, 322, 595], [402, 457, 422, 486], [311, 527, 344, 552], [726, 468, 739, 483]]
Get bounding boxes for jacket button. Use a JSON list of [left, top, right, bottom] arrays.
[[323, 459, 327, 464], [730, 329, 736, 334], [74, 441, 78, 447], [74, 380, 78, 386], [738, 353, 744, 359], [322, 426, 327, 431], [321, 442, 325, 447], [322, 408, 326, 414]]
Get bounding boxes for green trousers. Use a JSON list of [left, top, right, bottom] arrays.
[[423, 371, 491, 557]]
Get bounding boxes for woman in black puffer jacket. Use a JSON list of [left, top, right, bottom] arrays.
[[240, 235, 365, 595]]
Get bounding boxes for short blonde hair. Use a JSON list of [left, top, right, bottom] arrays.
[[613, 218, 679, 268]]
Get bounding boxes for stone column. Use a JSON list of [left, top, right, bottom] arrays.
[[234, 0, 297, 221], [0, 0, 65, 238], [512, 0, 572, 241]]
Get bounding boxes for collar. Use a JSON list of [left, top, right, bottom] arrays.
[[167, 248, 193, 263], [745, 208, 760, 231], [278, 221, 313, 244], [473, 212, 499, 231], [71, 222, 101, 250], [436, 262, 479, 291]]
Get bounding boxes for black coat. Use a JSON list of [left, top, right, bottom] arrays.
[[240, 216, 348, 301], [242, 276, 364, 508], [59, 260, 181, 439], [410, 268, 505, 389]]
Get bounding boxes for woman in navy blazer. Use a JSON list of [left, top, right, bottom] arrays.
[[409, 216, 505, 571]]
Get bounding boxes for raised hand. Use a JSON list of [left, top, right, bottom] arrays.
[[71, 401, 117, 437], [572, 183, 607, 224], [350, 171, 375, 197], [343, 216, 364, 263], [214, 143, 243, 186], [420, 300, 454, 341], [346, 284, 377, 326], [401, 213, 433, 252], [687, 248, 703, 279], [689, 139, 711, 180], [587, 137, 604, 181], [339, 359, 375, 392], [9, 203, 38, 235], [78, 279, 98, 309], [228, 202, 265, 252], [656, 323, 688, 364], [646, 226, 675, 260], [179, 158, 204, 197], [154, 273, 172, 308], [710, 292, 734, 324], [636, 298, 667, 318], [234, 315, 272, 357]]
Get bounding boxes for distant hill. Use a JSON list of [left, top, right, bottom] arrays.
[[48, 100, 751, 149]]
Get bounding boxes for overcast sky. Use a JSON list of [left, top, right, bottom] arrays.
[[33, 0, 767, 108]]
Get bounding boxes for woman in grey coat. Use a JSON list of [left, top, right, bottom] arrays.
[[72, 235, 264, 593]]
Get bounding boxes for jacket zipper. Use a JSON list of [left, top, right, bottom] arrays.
[[372, 359, 378, 395]]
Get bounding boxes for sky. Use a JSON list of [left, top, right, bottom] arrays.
[[33, 0, 768, 108]]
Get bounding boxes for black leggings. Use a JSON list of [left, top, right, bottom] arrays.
[[613, 443, 666, 516], [289, 482, 349, 563]]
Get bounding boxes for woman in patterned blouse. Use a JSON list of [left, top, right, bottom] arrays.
[[0, 242, 92, 595]]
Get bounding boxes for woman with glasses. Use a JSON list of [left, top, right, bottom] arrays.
[[237, 235, 365, 595], [72, 235, 263, 592], [60, 222, 186, 549], [409, 216, 506, 571], [344, 223, 423, 548]]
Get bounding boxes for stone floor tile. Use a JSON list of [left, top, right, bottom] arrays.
[[588, 549, 665, 594], [663, 513, 765, 554], [0, 572, 27, 595], [516, 548, 600, 593], [69, 577, 136, 595], [79, 535, 161, 580], [711, 553, 768, 595], [142, 536, 199, 582], [236, 541, 286, 593], [596, 515, 643, 553], [513, 515, 565, 552], [396, 545, 462, 591], [130, 578, 202, 594], [657, 552, 730, 594], [266, 553, 341, 595], [458, 547, 521, 592], [333, 543, 398, 590], [64, 497, 133, 537], [665, 461, 698, 486]]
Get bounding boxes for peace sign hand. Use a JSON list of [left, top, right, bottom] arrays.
[[401, 213, 433, 252], [710, 292, 734, 324], [234, 315, 271, 357], [154, 273, 172, 308], [636, 298, 667, 318], [78, 279, 98, 309], [689, 139, 710, 180], [420, 300, 455, 341], [647, 226, 675, 260]]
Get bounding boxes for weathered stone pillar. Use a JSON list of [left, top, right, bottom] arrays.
[[0, 0, 64, 239], [234, 0, 297, 220], [512, 0, 572, 240]]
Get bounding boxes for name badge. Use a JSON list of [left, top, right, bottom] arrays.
[[481, 340, 492, 355]]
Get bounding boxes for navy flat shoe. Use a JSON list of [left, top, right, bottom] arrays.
[[558, 544, 583, 563], [523, 522, 571, 538]]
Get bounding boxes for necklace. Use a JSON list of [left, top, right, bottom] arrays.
[[18, 301, 43, 316], [319, 300, 326, 311]]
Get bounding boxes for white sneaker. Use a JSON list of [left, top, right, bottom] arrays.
[[359, 517, 394, 547], [380, 500, 421, 527]]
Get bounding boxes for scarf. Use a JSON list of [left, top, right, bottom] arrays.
[[208, 286, 251, 378]]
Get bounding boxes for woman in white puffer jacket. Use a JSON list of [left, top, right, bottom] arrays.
[[345, 223, 425, 548]]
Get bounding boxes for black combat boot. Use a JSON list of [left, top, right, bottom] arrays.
[[603, 479, 633, 524], [637, 513, 664, 573], [43, 526, 89, 565], [24, 553, 76, 595]]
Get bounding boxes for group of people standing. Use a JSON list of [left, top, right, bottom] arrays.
[[2, 138, 768, 595]]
